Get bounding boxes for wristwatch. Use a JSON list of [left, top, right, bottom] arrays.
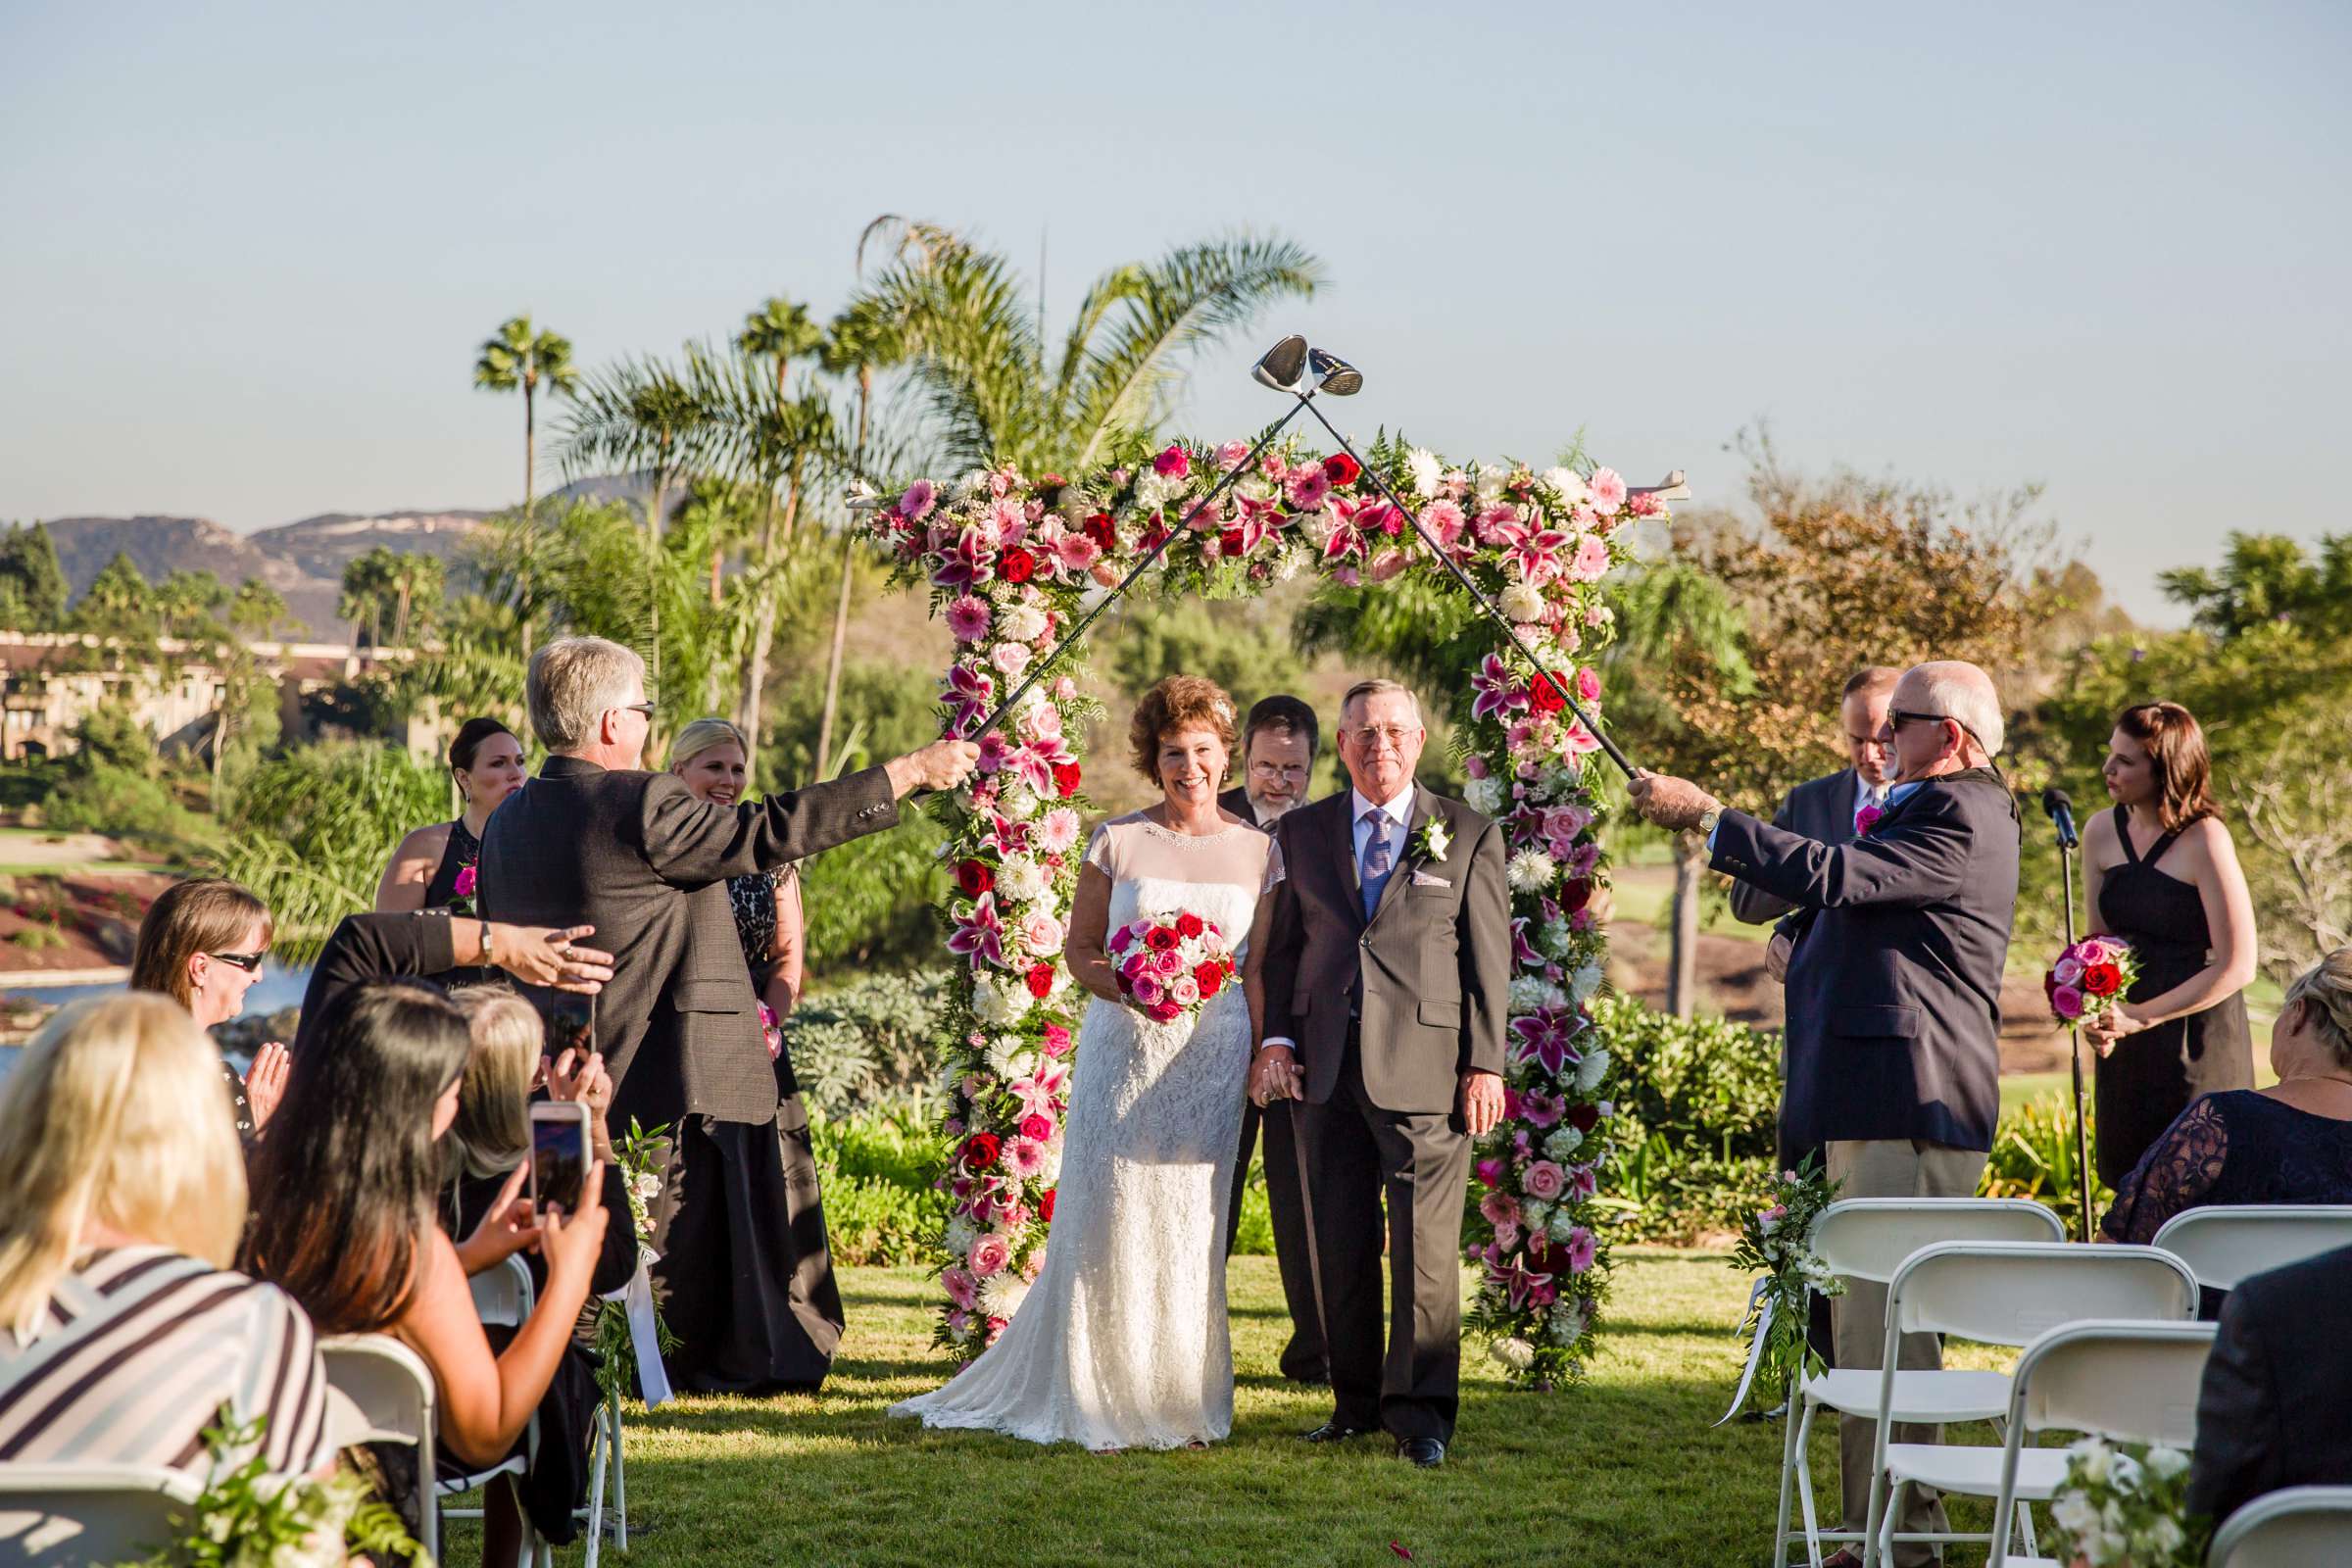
[[1695, 805, 1723, 838]]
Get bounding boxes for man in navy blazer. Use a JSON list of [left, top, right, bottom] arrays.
[[1630, 661, 2020, 1568]]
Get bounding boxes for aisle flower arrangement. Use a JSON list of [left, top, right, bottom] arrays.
[[863, 435, 1661, 1367], [1721, 1156, 1843, 1418]]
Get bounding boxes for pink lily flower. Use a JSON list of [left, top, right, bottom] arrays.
[[947, 893, 1005, 970]]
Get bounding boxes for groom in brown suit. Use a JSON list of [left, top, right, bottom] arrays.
[[1251, 678, 1510, 1467]]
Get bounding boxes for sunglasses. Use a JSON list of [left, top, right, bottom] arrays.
[[204, 951, 268, 973], [622, 701, 657, 717], [1887, 709, 1987, 749]]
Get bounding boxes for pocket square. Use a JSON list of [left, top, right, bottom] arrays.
[[1410, 869, 1451, 887]]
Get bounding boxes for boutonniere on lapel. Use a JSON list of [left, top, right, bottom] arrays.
[[1854, 804, 1886, 837], [1410, 819, 1451, 864]]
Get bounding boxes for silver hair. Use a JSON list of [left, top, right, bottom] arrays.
[[527, 636, 645, 753], [1904, 661, 2006, 757], [1340, 677, 1424, 731]]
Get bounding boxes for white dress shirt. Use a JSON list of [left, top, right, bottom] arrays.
[[1258, 785, 1416, 1059]]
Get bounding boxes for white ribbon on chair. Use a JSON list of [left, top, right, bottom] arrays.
[[1712, 1278, 1775, 1427], [603, 1261, 672, 1408]]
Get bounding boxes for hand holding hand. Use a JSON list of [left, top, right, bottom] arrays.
[[1458, 1069, 1506, 1138], [456, 1162, 543, 1276], [493, 924, 614, 992], [1249, 1047, 1303, 1106], [244, 1041, 291, 1129], [1626, 769, 1723, 833], [1766, 931, 1792, 985], [2084, 1004, 2149, 1055]]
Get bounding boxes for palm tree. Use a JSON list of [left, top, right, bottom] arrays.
[[228, 579, 294, 642], [809, 286, 907, 780], [554, 356, 702, 697], [472, 316, 580, 515], [841, 219, 1323, 475], [337, 547, 399, 652], [385, 553, 445, 649], [738, 297, 826, 404]]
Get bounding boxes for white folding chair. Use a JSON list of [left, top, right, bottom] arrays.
[[2151, 1204, 2352, 1293], [1978, 1318, 2218, 1567], [1862, 1241, 2199, 1568], [579, 1385, 629, 1568], [439, 1255, 551, 1568], [319, 1331, 440, 1560], [1772, 1198, 2065, 1567], [0, 1464, 199, 1565], [2208, 1486, 2352, 1568]]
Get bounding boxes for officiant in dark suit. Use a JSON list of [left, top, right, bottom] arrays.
[[1251, 679, 1510, 1468], [1631, 660, 2020, 1568], [1214, 694, 1326, 1384], [1732, 664, 1898, 1372], [478, 635, 977, 1393]]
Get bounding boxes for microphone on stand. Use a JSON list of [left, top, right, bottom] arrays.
[[2040, 787, 2080, 851]]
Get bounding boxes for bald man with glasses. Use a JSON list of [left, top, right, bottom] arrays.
[[1629, 661, 2021, 1568]]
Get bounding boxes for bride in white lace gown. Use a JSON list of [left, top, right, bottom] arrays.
[[892, 680, 1275, 1449]]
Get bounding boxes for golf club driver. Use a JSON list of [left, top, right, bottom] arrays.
[[1267, 345, 1644, 779], [947, 334, 1325, 749]]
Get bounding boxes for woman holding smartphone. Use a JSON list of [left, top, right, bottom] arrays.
[[244, 980, 609, 1562]]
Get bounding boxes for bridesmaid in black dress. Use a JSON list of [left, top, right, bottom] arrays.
[[376, 718, 528, 980], [2082, 701, 2259, 1187], [665, 717, 843, 1392]]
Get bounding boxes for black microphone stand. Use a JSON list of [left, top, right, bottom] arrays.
[[2052, 808, 2094, 1242]]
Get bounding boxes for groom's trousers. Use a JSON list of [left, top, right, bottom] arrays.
[[1227, 1098, 1329, 1383], [1292, 1036, 1472, 1445]]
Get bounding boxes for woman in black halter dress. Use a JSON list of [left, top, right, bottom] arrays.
[[2082, 703, 2258, 1186], [376, 719, 528, 982]]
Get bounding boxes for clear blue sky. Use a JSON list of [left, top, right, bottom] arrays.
[[3, 1, 2345, 622]]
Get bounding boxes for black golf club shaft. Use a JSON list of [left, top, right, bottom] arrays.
[[1292, 396, 1639, 779], [954, 401, 1314, 748]]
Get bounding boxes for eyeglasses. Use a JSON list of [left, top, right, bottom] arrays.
[[1343, 725, 1419, 752], [1250, 760, 1310, 781], [204, 952, 267, 973]]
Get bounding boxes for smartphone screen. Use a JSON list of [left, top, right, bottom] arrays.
[[544, 993, 595, 1060], [530, 1103, 592, 1216]]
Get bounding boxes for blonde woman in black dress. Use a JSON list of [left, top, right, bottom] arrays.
[[666, 717, 839, 1392], [2082, 702, 2258, 1186]]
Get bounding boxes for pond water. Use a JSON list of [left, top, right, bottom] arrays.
[[6, 965, 316, 1013]]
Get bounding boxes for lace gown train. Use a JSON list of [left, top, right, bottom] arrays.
[[891, 816, 1267, 1449]]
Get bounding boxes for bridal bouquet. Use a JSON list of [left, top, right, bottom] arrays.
[[1107, 908, 1236, 1022], [2045, 935, 2141, 1027]]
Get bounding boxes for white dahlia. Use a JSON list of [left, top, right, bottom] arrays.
[[1496, 581, 1546, 624], [997, 855, 1048, 903], [971, 978, 1031, 1028], [977, 1272, 1031, 1319], [1406, 447, 1445, 500], [1505, 847, 1558, 893]]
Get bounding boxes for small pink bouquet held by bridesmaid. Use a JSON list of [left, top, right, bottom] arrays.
[[1106, 908, 1237, 1023], [2044, 934, 2142, 1026]]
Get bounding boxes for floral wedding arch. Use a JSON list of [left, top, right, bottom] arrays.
[[859, 434, 1665, 1391]]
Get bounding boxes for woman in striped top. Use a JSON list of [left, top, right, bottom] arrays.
[[0, 994, 333, 1482]]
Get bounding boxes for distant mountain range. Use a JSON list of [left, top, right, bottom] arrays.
[[40, 476, 657, 638]]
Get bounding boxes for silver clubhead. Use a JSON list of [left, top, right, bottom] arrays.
[[1308, 347, 1362, 396], [1252, 333, 1309, 393]]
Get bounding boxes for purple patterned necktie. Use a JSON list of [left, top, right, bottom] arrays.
[[1360, 808, 1396, 918]]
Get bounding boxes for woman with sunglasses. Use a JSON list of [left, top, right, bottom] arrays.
[[128, 877, 291, 1136]]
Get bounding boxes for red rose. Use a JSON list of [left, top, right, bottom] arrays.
[[956, 859, 994, 898], [1528, 674, 1566, 714], [1083, 513, 1117, 549], [1175, 910, 1204, 940], [962, 1133, 1002, 1171], [1566, 1102, 1600, 1133], [1051, 761, 1082, 798], [1002, 548, 1037, 583], [1041, 1188, 1056, 1222], [1322, 453, 1362, 486], [1194, 961, 1224, 997], [2082, 961, 2123, 998], [1145, 924, 1180, 953], [1558, 876, 1593, 913], [1019, 1113, 1054, 1142], [1218, 527, 1246, 557], [1025, 963, 1055, 999]]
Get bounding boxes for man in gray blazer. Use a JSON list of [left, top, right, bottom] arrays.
[[1214, 693, 1327, 1384], [1631, 661, 2019, 1568], [1251, 679, 1510, 1468], [478, 636, 975, 1387]]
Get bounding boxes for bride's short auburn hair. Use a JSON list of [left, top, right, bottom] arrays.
[[1128, 676, 1238, 785]]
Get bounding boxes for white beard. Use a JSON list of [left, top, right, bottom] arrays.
[[1248, 793, 1299, 824]]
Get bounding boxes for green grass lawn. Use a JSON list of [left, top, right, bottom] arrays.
[[442, 1251, 2069, 1568]]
